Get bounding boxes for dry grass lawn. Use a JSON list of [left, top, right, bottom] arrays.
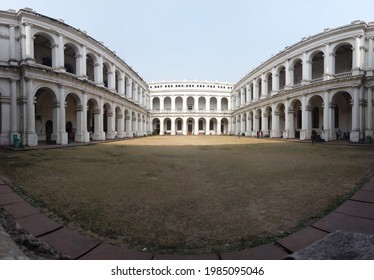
[[1, 136, 374, 254]]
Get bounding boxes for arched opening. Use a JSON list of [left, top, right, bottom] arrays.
[[221, 118, 229, 134], [311, 51, 324, 80], [175, 118, 183, 134], [198, 118, 206, 134], [291, 99, 302, 139], [198, 97, 206, 111], [209, 118, 218, 134], [279, 66, 286, 90], [187, 96, 194, 111], [103, 63, 109, 88], [335, 44, 353, 74], [175, 96, 183, 111], [210, 97, 217, 111], [164, 97, 171, 111], [34, 87, 57, 143], [87, 98, 99, 140], [64, 43, 78, 74], [187, 118, 194, 135], [65, 93, 81, 142], [34, 34, 53, 67], [257, 78, 262, 98], [86, 53, 96, 82], [152, 97, 160, 110], [332, 91, 352, 140], [293, 59, 302, 85], [45, 120, 53, 143], [309, 95, 324, 135], [164, 118, 172, 133], [221, 97, 228, 111], [152, 118, 160, 135], [267, 73, 272, 94]]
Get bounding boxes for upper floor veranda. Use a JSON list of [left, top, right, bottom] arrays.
[[0, 8, 150, 109], [231, 20, 374, 111]]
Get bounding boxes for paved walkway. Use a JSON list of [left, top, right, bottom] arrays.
[[1, 175, 374, 260]]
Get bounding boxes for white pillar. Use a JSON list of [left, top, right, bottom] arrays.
[[367, 38, 374, 76], [351, 86, 360, 142], [10, 79, 17, 135], [353, 35, 364, 75], [25, 23, 33, 60], [118, 72, 125, 95], [324, 43, 333, 80], [95, 55, 103, 84], [285, 59, 292, 88], [272, 67, 278, 93], [247, 113, 253, 136], [79, 44, 87, 78], [262, 74, 267, 97], [302, 51, 311, 84], [301, 95, 307, 140], [366, 87, 373, 137], [25, 78, 37, 146], [194, 118, 199, 135], [322, 91, 330, 141], [56, 34, 65, 70], [108, 64, 116, 90], [9, 25, 17, 64], [273, 108, 280, 138], [58, 85, 68, 144]]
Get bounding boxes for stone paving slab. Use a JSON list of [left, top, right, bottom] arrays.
[[0, 178, 6, 185], [0, 185, 13, 194], [313, 212, 374, 234], [220, 243, 287, 260], [0, 192, 25, 206], [0, 223, 28, 260], [276, 226, 329, 253], [361, 178, 374, 192], [335, 200, 374, 220], [40, 228, 100, 259], [153, 253, 220, 260], [3, 201, 39, 219], [350, 190, 374, 203], [288, 230, 374, 260], [79, 243, 153, 260], [16, 213, 62, 237]]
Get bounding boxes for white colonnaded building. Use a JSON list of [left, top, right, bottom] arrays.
[[1, 8, 374, 146]]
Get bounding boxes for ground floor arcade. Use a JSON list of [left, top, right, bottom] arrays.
[[151, 116, 230, 135], [232, 87, 371, 142], [0, 80, 149, 147]]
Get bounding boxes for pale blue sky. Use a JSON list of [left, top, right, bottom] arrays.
[[2, 0, 374, 83]]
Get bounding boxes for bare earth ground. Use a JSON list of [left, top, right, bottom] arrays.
[[0, 136, 374, 255]]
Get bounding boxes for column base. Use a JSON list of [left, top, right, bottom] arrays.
[[59, 132, 68, 145], [27, 133, 38, 147], [350, 130, 360, 143]]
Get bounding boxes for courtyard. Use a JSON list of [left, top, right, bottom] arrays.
[[0, 136, 374, 255]]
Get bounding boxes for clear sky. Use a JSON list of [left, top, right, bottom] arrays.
[[2, 0, 374, 83]]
